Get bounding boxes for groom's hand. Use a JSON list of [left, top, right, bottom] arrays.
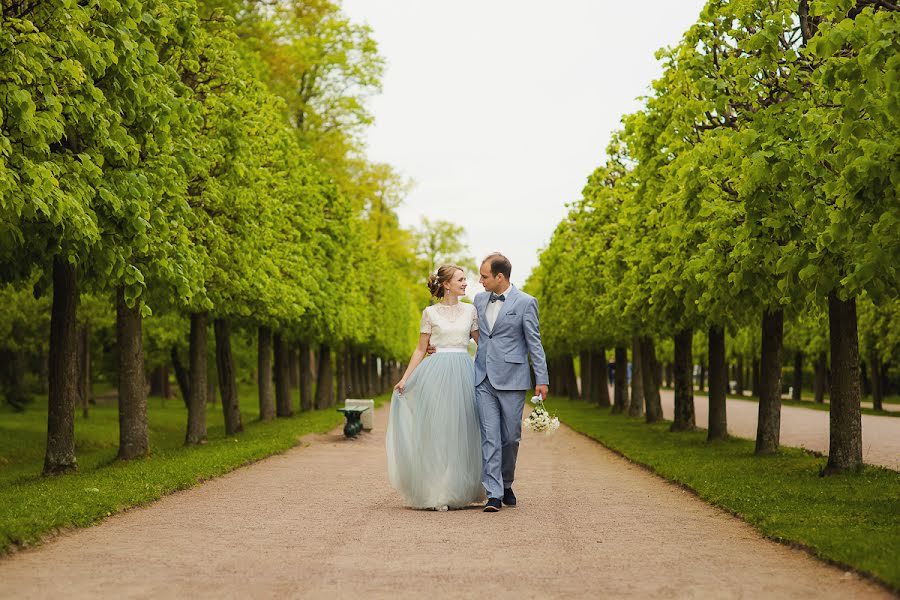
[[535, 384, 548, 401]]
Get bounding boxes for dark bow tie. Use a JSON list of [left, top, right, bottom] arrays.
[[489, 293, 506, 303]]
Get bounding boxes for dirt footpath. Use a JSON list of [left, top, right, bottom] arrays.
[[0, 405, 891, 599], [657, 390, 900, 471]]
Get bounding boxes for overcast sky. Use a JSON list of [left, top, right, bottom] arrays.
[[341, 0, 707, 295]]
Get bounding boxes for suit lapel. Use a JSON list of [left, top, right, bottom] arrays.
[[493, 286, 519, 331]]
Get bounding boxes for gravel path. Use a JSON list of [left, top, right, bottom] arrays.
[[657, 390, 900, 471], [0, 405, 891, 599]]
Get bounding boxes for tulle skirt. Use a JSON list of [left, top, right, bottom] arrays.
[[386, 352, 485, 509]]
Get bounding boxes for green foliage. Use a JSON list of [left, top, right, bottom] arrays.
[[801, 2, 900, 302], [235, 0, 385, 181], [415, 217, 477, 277], [0, 0, 428, 388], [530, 0, 899, 372]]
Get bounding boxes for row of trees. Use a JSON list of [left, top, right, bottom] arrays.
[[0, 0, 461, 474], [528, 0, 898, 474]]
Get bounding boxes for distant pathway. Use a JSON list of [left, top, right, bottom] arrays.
[[657, 390, 900, 471], [0, 405, 890, 598]]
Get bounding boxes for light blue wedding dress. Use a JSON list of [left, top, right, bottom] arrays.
[[386, 302, 485, 509]]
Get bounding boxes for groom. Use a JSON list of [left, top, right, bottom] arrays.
[[474, 253, 549, 512]]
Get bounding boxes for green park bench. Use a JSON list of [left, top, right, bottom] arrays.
[[337, 405, 371, 438]]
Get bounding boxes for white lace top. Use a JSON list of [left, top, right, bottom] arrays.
[[420, 302, 479, 349]]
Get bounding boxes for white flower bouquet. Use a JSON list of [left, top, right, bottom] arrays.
[[523, 396, 560, 434]]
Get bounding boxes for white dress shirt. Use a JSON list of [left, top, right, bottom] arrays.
[[485, 284, 511, 331]]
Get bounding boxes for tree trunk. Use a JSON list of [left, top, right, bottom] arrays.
[[299, 342, 314, 411], [381, 356, 391, 393], [559, 357, 568, 394], [44, 256, 78, 475], [360, 351, 369, 395], [348, 348, 358, 401], [707, 325, 728, 441], [0, 347, 28, 411], [368, 354, 379, 397], [274, 333, 292, 417], [824, 293, 862, 474], [386, 360, 396, 388], [353, 350, 361, 395], [755, 309, 783, 455], [751, 357, 760, 397], [149, 366, 170, 400], [359, 353, 368, 396], [792, 351, 803, 402], [629, 338, 644, 417], [288, 347, 299, 389], [207, 349, 217, 405], [116, 287, 149, 460], [257, 327, 275, 421], [78, 323, 91, 418], [698, 362, 706, 392], [664, 363, 673, 388], [612, 346, 628, 413], [172, 346, 190, 408], [214, 319, 243, 435], [149, 366, 164, 398], [335, 348, 348, 403], [870, 352, 883, 411], [391, 360, 401, 388], [350, 349, 362, 396], [350, 349, 366, 398], [814, 351, 827, 403], [735, 355, 745, 395], [186, 312, 209, 444], [641, 337, 663, 423], [591, 349, 610, 407], [549, 358, 563, 396], [579, 351, 591, 402], [860, 360, 871, 398], [562, 354, 578, 400], [315, 344, 334, 409], [671, 328, 695, 431]]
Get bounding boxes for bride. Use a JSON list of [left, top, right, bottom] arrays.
[[386, 264, 485, 510]]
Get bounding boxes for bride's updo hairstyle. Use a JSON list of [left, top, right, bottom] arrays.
[[427, 264, 462, 299]]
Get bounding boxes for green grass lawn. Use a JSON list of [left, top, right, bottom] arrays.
[[549, 396, 900, 591], [0, 387, 387, 555]]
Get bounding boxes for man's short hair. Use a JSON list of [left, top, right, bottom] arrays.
[[482, 253, 512, 280]]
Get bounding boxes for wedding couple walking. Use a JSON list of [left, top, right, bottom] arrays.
[[386, 253, 549, 512]]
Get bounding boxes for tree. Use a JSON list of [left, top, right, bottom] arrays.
[[0, 0, 203, 469], [528, 0, 898, 474], [798, 0, 899, 473], [415, 217, 477, 277]]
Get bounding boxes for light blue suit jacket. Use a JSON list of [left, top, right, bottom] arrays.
[[474, 286, 549, 391]]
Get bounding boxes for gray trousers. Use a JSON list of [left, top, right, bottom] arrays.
[[475, 377, 526, 499]]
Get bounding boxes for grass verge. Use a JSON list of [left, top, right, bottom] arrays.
[[0, 388, 387, 555], [550, 396, 900, 591]]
